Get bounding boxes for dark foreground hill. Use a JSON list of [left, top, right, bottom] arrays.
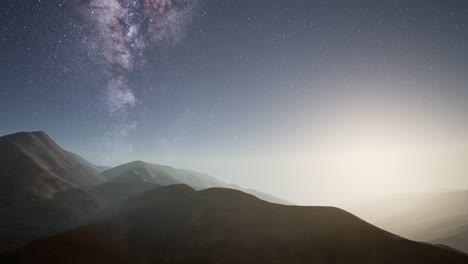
[[3, 185, 467, 264]]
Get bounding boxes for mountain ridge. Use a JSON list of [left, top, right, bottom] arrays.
[[0, 131, 107, 252], [0, 131, 289, 252], [2, 184, 467, 264], [100, 160, 292, 204]]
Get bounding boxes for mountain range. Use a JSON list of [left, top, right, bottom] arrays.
[[0, 131, 467, 263], [99, 160, 291, 204], [0, 131, 288, 252]]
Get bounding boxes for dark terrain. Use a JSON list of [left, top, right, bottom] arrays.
[[0, 131, 287, 252], [1, 131, 467, 263], [2, 185, 468, 264]]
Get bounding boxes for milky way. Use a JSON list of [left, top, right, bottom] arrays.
[[82, 0, 200, 115]]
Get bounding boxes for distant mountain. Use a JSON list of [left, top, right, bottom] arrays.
[[242, 188, 292, 205], [100, 160, 291, 204], [433, 225, 468, 253], [0, 132, 106, 252], [0, 131, 289, 252], [2, 185, 467, 264], [101, 160, 226, 188], [352, 190, 468, 253]]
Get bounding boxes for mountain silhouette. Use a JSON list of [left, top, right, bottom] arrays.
[[2, 131, 467, 263], [2, 185, 467, 264], [0, 131, 288, 252], [100, 160, 291, 204], [101, 160, 227, 188]]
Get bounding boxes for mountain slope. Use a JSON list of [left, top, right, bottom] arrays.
[[433, 225, 468, 253], [101, 161, 227, 189], [0, 131, 288, 252], [100, 160, 291, 204], [0, 132, 106, 252], [352, 190, 468, 253], [0, 131, 105, 198], [67, 151, 111, 173], [2, 185, 467, 264]]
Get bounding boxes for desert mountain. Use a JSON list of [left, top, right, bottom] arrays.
[[0, 131, 105, 198], [101, 160, 226, 188], [100, 160, 291, 204], [0, 131, 289, 252], [352, 190, 468, 253], [0, 132, 106, 252], [2, 185, 467, 264]]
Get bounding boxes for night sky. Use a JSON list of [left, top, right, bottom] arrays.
[[1, 0, 468, 206]]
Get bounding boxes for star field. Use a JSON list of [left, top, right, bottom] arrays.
[[1, 0, 468, 205]]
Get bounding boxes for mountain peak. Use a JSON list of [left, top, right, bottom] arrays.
[[0, 131, 59, 151], [127, 160, 150, 167], [0, 131, 105, 195], [1, 130, 50, 141]]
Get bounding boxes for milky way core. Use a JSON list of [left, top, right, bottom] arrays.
[[83, 0, 200, 114]]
